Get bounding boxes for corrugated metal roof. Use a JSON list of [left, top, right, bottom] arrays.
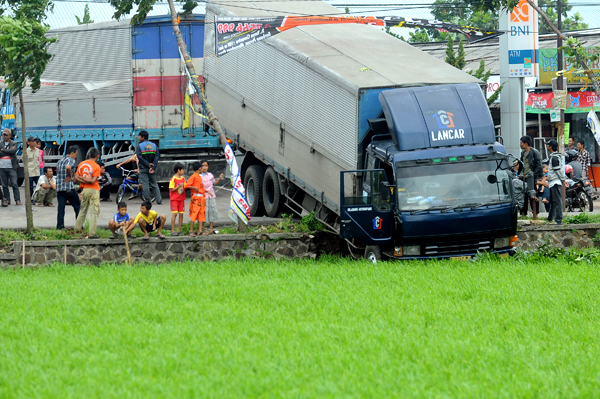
[[412, 30, 600, 76]]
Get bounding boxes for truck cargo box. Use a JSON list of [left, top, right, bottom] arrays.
[[202, 0, 482, 214]]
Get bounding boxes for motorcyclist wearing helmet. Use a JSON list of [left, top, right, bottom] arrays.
[[565, 149, 583, 181]]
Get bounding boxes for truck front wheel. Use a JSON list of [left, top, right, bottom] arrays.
[[364, 245, 382, 265], [262, 166, 283, 218], [243, 165, 265, 217]]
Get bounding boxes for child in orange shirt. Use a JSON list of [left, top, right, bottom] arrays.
[[184, 161, 205, 237]]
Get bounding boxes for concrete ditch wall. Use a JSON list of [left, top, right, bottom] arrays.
[[2, 224, 599, 266], [516, 223, 600, 250], [0, 233, 317, 267]]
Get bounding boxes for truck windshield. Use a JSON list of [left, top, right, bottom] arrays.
[[396, 160, 513, 212]]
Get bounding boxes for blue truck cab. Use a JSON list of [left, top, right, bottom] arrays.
[[340, 84, 518, 261]]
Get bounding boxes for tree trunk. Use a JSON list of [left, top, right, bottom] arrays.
[[18, 91, 34, 234], [166, 0, 248, 232], [525, 0, 600, 94]]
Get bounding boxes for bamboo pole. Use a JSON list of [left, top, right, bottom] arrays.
[[123, 230, 132, 266]]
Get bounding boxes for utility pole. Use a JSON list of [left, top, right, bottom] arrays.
[[557, 0, 564, 155], [557, 0, 566, 211]]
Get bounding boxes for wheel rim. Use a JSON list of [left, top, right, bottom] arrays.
[[367, 252, 378, 265], [247, 178, 255, 205]]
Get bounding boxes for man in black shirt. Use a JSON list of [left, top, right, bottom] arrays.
[[519, 135, 543, 215]]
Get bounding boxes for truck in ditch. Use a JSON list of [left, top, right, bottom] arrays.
[[202, 0, 518, 261]]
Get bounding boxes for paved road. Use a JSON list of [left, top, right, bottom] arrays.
[[0, 186, 279, 230]]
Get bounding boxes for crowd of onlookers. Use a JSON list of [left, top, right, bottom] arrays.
[[0, 129, 224, 239], [513, 135, 592, 225]]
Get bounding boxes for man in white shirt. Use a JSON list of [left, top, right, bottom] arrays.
[[546, 139, 567, 225], [32, 167, 57, 207]]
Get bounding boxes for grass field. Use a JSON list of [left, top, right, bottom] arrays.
[[1, 257, 600, 398]]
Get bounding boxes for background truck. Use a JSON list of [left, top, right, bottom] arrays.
[[2, 14, 225, 182], [202, 0, 517, 260]]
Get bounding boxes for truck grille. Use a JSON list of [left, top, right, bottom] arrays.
[[424, 238, 493, 256]]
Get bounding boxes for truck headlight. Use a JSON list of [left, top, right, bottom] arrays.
[[402, 245, 420, 256], [494, 237, 510, 249]]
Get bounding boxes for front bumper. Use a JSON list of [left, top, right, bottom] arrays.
[[383, 247, 515, 261]]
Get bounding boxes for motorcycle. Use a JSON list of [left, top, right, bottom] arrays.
[[565, 176, 594, 212]]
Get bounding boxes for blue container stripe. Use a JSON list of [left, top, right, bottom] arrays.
[[25, 124, 134, 131], [23, 126, 220, 150], [133, 21, 205, 60]]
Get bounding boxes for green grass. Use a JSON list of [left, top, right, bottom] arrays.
[[1, 257, 600, 397]]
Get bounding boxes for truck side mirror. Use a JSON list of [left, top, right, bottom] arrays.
[[487, 174, 497, 184]]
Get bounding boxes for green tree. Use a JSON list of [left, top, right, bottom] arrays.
[[75, 4, 94, 25], [426, 0, 586, 42], [0, 0, 56, 233], [538, 0, 588, 33], [445, 36, 466, 70]]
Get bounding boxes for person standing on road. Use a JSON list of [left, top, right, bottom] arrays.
[[56, 146, 81, 229], [135, 130, 162, 205], [568, 136, 576, 151], [201, 160, 224, 235], [546, 139, 567, 225], [25, 137, 41, 200], [576, 139, 591, 179], [519, 135, 543, 215], [0, 128, 21, 206], [74, 147, 101, 238], [35, 138, 44, 176]]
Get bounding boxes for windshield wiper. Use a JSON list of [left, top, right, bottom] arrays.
[[470, 199, 510, 209], [440, 203, 482, 212], [410, 205, 453, 215]]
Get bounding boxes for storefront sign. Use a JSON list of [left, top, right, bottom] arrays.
[[526, 91, 599, 114], [508, 0, 539, 77], [539, 48, 600, 85]]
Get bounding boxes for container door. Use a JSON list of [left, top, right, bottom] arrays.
[[340, 169, 394, 243]]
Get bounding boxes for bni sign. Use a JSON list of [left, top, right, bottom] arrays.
[[508, 0, 539, 77]]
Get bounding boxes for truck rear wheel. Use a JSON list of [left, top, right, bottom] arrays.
[[262, 166, 283, 218], [73, 144, 87, 165], [364, 245, 382, 265], [244, 165, 265, 217]]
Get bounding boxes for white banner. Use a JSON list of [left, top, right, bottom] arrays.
[[587, 109, 600, 147], [0, 78, 129, 91], [224, 143, 250, 225]]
